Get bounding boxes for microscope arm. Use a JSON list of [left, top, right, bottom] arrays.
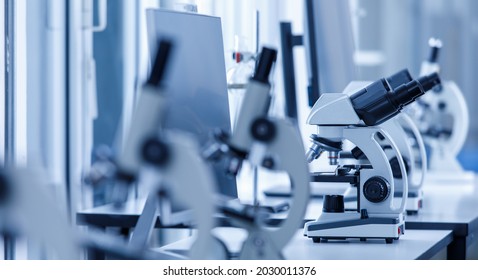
[[343, 127, 408, 215], [127, 133, 224, 260], [381, 117, 418, 189], [264, 120, 310, 248], [239, 119, 310, 259], [397, 114, 427, 188]]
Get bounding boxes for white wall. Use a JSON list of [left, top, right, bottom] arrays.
[[1, 2, 5, 164], [14, 0, 28, 166], [198, 0, 314, 144]]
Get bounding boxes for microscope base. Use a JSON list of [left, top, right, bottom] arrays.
[[393, 189, 423, 215], [343, 186, 423, 215], [405, 196, 422, 215], [304, 213, 405, 244]]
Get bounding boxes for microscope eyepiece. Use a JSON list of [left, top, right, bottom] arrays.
[[428, 38, 442, 63], [147, 39, 174, 87], [350, 71, 441, 126], [349, 78, 397, 126], [385, 69, 412, 90], [252, 47, 277, 84], [393, 72, 441, 107], [385, 69, 440, 94], [417, 72, 441, 92], [392, 80, 425, 107]]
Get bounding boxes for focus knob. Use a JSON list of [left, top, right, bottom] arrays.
[[323, 195, 345, 213], [363, 177, 390, 203], [142, 138, 170, 166], [251, 118, 276, 143]]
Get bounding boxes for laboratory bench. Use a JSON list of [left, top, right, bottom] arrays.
[[158, 227, 452, 260], [405, 181, 478, 259], [264, 179, 478, 259], [76, 177, 478, 259]]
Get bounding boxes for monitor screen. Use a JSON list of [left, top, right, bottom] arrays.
[[146, 9, 237, 197], [303, 0, 357, 94]]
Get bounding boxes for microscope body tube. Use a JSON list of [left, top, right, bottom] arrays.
[[229, 46, 277, 153], [230, 81, 271, 152], [116, 85, 167, 178], [115, 39, 173, 180]]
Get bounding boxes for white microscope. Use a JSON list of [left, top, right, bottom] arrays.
[[0, 168, 80, 259], [203, 47, 310, 259], [86, 40, 223, 259], [343, 69, 430, 214], [0, 167, 181, 260], [304, 72, 440, 243], [407, 38, 473, 183]]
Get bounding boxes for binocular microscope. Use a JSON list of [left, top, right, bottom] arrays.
[[342, 69, 432, 214], [304, 71, 440, 243]]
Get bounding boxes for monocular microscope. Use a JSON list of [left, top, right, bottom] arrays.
[[407, 38, 473, 182], [86, 40, 224, 259], [204, 47, 310, 259]]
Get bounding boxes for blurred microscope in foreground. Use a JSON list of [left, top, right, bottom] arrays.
[[204, 47, 310, 259], [85, 40, 225, 260]]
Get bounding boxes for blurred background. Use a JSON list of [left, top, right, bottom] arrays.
[[1, 0, 477, 223]]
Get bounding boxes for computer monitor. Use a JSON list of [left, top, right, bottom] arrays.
[[303, 0, 357, 95], [146, 9, 237, 197]]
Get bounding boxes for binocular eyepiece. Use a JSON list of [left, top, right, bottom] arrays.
[[350, 69, 441, 126]]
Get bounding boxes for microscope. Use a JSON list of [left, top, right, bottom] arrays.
[[343, 69, 430, 214], [86, 40, 224, 259], [407, 38, 473, 182], [304, 71, 440, 243], [0, 167, 186, 260], [204, 47, 310, 259], [0, 168, 80, 259]]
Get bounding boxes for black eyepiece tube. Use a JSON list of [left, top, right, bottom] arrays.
[[393, 72, 441, 107], [428, 38, 442, 63], [252, 47, 277, 84], [350, 78, 398, 126], [147, 39, 174, 87], [392, 80, 425, 107], [429, 47, 440, 63], [386, 69, 413, 90], [350, 71, 441, 126], [418, 72, 441, 92]]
